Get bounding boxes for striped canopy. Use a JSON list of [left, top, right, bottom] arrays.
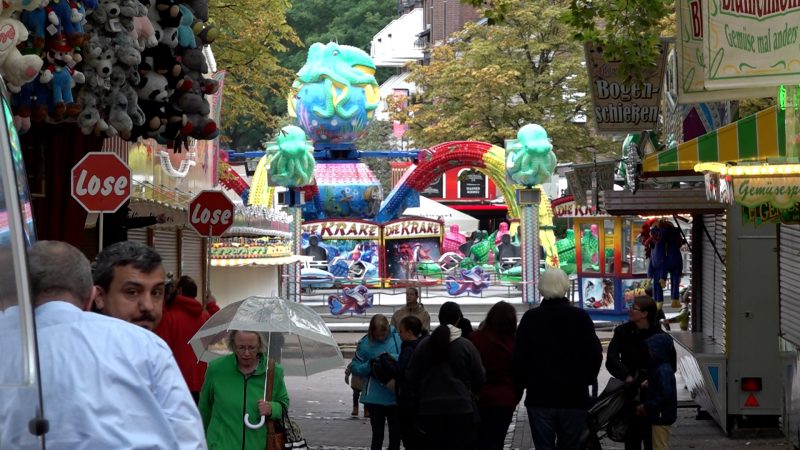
[[643, 106, 787, 173]]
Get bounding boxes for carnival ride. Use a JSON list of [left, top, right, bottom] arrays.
[[217, 41, 560, 295]]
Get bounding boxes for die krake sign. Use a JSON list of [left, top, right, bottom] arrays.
[[584, 40, 668, 134], [704, 0, 800, 88]]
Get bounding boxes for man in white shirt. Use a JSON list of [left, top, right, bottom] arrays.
[[0, 240, 206, 449]]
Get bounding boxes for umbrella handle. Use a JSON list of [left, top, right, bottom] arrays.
[[244, 413, 266, 429]]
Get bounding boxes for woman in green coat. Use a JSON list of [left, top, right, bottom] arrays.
[[199, 330, 290, 450]]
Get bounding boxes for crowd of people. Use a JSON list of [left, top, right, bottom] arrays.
[[0, 240, 291, 450], [1, 238, 678, 450], [350, 272, 678, 450]]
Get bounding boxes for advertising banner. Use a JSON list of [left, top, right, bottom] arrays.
[[676, 0, 774, 102], [704, 0, 800, 88], [302, 220, 381, 287], [383, 218, 443, 286], [585, 40, 668, 134]]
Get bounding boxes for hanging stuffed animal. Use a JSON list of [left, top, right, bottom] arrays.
[[647, 219, 684, 308]]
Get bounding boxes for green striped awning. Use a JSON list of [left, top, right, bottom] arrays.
[[643, 106, 787, 173]]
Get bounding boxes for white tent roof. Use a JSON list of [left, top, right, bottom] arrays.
[[402, 196, 479, 235]]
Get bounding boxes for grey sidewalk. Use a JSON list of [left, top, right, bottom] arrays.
[[288, 366, 793, 450]]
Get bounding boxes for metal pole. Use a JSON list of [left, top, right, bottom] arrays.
[[205, 226, 212, 303], [98, 214, 104, 251]]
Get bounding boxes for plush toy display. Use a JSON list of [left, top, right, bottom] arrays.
[[40, 36, 85, 118], [6, 0, 218, 144]]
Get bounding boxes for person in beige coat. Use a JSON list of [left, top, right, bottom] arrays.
[[390, 287, 431, 333]]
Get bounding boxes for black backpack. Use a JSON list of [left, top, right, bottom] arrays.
[[371, 352, 399, 384]]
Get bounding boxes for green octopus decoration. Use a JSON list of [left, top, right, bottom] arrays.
[[294, 42, 380, 119], [506, 124, 558, 187], [267, 125, 316, 187]]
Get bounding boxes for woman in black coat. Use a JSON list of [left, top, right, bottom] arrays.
[[606, 295, 676, 450]]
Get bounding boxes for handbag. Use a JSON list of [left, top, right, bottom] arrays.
[[279, 410, 308, 450], [266, 360, 287, 450]]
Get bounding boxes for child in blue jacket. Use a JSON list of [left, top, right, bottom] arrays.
[[636, 333, 678, 450]]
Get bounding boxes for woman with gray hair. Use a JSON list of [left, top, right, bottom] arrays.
[[513, 268, 603, 450], [199, 330, 290, 449]]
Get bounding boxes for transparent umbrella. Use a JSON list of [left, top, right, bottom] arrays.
[[189, 296, 344, 428]]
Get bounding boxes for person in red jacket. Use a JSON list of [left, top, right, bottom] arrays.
[[204, 291, 220, 316], [155, 275, 210, 403], [469, 301, 521, 450]]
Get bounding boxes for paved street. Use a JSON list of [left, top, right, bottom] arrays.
[[285, 331, 793, 449]]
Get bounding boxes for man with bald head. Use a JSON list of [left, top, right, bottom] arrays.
[[0, 240, 206, 449]]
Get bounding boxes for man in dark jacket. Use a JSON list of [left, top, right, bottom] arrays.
[[155, 275, 210, 402], [512, 268, 602, 450]]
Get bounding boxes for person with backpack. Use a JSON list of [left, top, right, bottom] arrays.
[[407, 302, 485, 450], [396, 315, 427, 450], [350, 314, 401, 450], [636, 334, 678, 450]]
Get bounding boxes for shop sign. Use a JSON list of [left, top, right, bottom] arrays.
[[383, 219, 442, 239], [423, 174, 444, 197], [675, 0, 774, 102], [552, 198, 599, 218], [734, 176, 800, 208], [459, 171, 486, 198], [129, 199, 185, 227], [742, 203, 800, 225], [302, 220, 379, 239], [210, 239, 292, 259], [584, 40, 668, 133], [704, 0, 800, 89]]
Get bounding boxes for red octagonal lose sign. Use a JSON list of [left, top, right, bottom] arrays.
[[188, 190, 235, 236], [71, 152, 131, 213]]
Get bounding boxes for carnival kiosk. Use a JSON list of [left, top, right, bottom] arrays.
[[574, 215, 651, 321]]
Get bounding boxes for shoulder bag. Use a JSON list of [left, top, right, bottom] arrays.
[[266, 359, 287, 450]]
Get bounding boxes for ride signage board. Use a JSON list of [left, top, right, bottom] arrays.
[[70, 152, 131, 213], [188, 190, 235, 236], [383, 219, 443, 239], [302, 220, 380, 239]]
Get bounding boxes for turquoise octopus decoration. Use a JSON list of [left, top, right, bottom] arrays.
[[289, 42, 381, 144], [267, 125, 316, 187], [506, 124, 558, 187]]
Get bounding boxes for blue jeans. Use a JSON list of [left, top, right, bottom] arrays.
[[527, 407, 588, 450]]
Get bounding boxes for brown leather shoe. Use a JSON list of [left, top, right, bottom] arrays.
[[351, 406, 358, 416]]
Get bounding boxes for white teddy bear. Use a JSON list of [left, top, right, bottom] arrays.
[[0, 18, 44, 92]]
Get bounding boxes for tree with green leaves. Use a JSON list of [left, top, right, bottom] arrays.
[[393, 0, 616, 162], [356, 120, 407, 194], [211, 0, 300, 149]]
